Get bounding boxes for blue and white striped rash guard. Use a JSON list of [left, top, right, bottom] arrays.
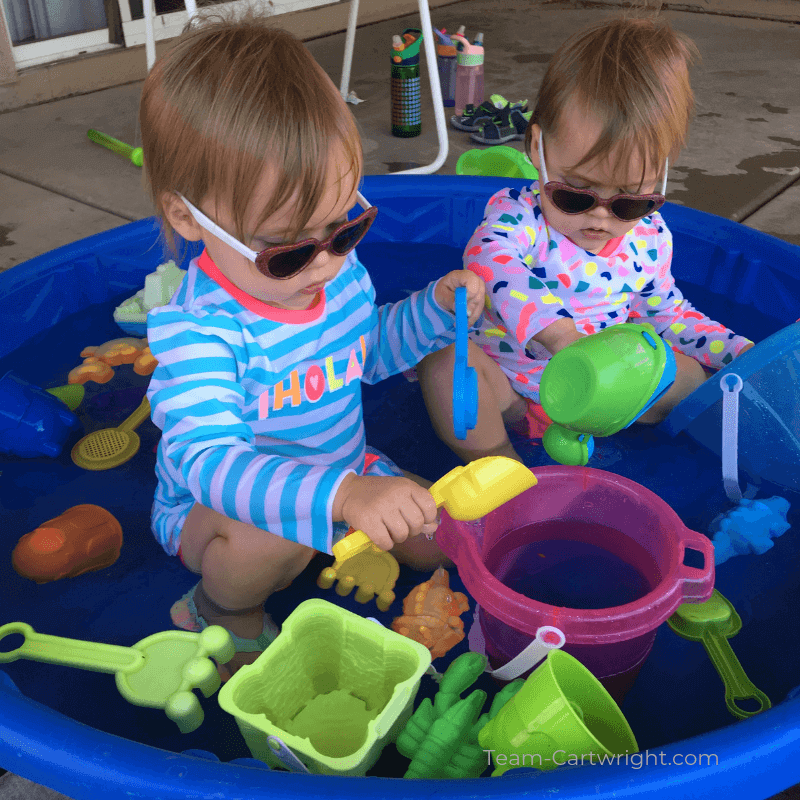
[[146, 248, 456, 556]]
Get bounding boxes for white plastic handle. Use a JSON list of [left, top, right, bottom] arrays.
[[486, 626, 565, 681], [266, 736, 310, 774], [721, 373, 744, 503]]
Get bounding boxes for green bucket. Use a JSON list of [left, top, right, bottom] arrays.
[[478, 649, 638, 775], [218, 599, 431, 776]]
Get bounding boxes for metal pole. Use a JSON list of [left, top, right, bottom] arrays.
[[340, 0, 359, 101], [144, 0, 155, 72]]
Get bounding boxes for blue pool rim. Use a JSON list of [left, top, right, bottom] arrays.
[[1, 175, 799, 799], [661, 321, 800, 437], [2, 665, 800, 800]]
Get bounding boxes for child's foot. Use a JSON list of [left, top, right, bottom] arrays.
[[507, 400, 552, 440], [171, 581, 279, 681]]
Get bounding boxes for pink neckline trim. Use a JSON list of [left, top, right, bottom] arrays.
[[597, 236, 624, 258], [197, 250, 325, 323]]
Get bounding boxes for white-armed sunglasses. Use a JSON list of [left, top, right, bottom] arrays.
[[178, 190, 376, 279]]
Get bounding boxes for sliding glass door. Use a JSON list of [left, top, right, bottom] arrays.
[[1, 0, 338, 71], [121, 0, 337, 50], [1, 0, 117, 68]]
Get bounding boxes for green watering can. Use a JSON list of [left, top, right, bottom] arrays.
[[539, 323, 677, 466]]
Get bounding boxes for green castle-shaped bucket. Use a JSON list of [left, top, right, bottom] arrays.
[[217, 599, 431, 776]]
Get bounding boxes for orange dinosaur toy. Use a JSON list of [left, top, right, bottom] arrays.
[[68, 337, 157, 385], [391, 567, 470, 659]]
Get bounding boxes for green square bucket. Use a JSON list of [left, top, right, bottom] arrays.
[[217, 599, 431, 776]]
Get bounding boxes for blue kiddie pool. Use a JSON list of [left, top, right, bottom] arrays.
[[1, 175, 799, 799]]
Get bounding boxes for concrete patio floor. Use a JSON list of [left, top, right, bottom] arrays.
[[0, 0, 799, 272]]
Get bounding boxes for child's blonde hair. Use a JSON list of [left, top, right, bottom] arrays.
[[526, 16, 699, 187], [139, 8, 362, 255]]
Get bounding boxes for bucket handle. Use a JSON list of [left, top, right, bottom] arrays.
[[676, 525, 716, 595], [485, 626, 565, 682]]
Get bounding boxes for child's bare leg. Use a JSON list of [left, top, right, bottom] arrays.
[[417, 342, 527, 464], [636, 352, 707, 425], [178, 504, 316, 674]]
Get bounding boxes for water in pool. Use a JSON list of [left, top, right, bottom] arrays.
[[2, 236, 798, 781], [484, 520, 659, 609]]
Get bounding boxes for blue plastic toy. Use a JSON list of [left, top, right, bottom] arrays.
[[452, 287, 478, 440], [662, 322, 800, 494], [0, 370, 81, 458], [710, 497, 792, 565]]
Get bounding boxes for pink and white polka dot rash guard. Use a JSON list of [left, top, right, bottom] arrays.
[[464, 183, 753, 403]]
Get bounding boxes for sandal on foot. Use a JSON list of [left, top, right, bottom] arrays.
[[470, 107, 532, 145], [170, 582, 279, 653], [450, 93, 527, 132]]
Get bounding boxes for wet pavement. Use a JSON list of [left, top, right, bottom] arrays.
[[0, 0, 798, 269]]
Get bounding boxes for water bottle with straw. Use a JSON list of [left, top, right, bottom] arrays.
[[452, 32, 484, 117], [434, 29, 457, 107], [390, 29, 423, 138]]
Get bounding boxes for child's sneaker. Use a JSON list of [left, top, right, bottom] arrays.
[[470, 107, 533, 145], [450, 93, 527, 132]]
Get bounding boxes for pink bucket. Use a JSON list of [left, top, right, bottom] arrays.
[[437, 466, 715, 702]]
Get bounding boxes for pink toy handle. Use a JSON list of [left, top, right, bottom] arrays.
[[677, 526, 716, 599], [451, 34, 483, 55]]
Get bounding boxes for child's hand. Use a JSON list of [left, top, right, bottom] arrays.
[[333, 474, 438, 551], [531, 316, 584, 355], [435, 270, 486, 326]]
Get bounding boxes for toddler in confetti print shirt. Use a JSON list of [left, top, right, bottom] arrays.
[[417, 16, 754, 464]]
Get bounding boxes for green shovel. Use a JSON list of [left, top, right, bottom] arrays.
[[667, 589, 771, 719], [0, 622, 235, 732]]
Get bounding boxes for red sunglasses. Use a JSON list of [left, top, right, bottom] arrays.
[[253, 205, 378, 279], [179, 194, 378, 280], [542, 182, 666, 222], [537, 130, 668, 222]]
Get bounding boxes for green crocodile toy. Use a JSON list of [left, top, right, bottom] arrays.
[[396, 652, 524, 779]]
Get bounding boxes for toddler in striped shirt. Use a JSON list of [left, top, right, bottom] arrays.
[[139, 13, 484, 677]]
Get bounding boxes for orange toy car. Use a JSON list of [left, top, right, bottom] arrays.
[[12, 505, 123, 584]]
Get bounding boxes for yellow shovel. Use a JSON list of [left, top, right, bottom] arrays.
[[332, 456, 538, 561]]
